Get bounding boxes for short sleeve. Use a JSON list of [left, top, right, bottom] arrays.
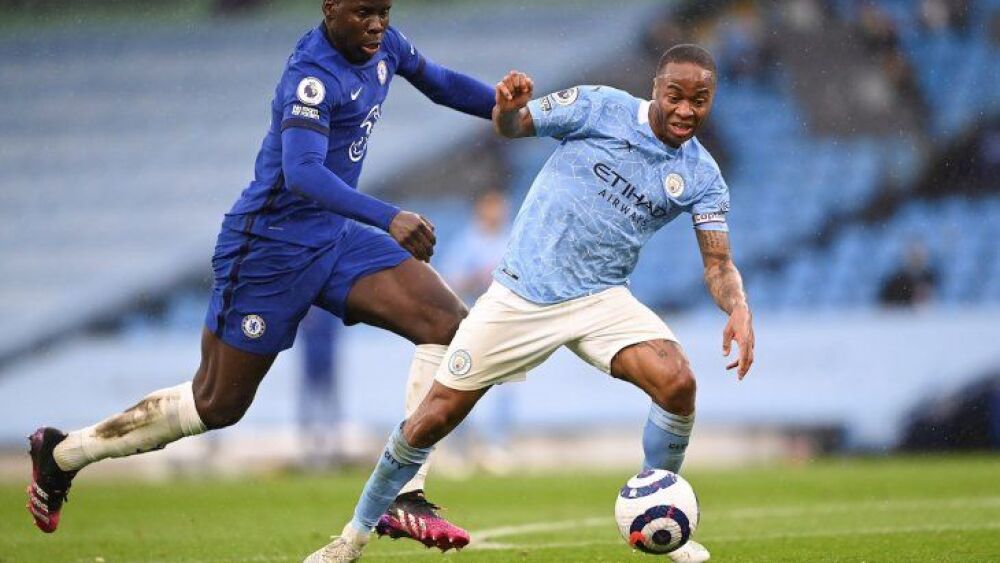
[[527, 86, 595, 139], [385, 26, 423, 78], [691, 171, 730, 232], [279, 67, 339, 137]]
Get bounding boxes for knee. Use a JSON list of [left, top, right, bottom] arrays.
[[418, 302, 467, 345], [650, 364, 697, 416], [193, 382, 253, 430]]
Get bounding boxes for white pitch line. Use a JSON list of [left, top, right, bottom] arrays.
[[85, 519, 1000, 563], [71, 496, 1000, 562], [364, 520, 1000, 558], [474, 516, 609, 541], [469, 495, 1000, 542]]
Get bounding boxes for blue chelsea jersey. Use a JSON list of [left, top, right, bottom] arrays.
[[495, 86, 731, 304], [222, 23, 421, 247]]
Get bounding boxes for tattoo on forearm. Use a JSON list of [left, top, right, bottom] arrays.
[[705, 263, 746, 313], [698, 230, 728, 254], [697, 230, 748, 314]]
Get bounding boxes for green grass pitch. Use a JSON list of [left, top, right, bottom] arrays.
[[2, 455, 999, 562]]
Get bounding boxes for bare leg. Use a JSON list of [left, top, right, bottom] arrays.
[[343, 258, 468, 492], [191, 327, 276, 430], [344, 257, 467, 346], [348, 381, 488, 536], [29, 328, 277, 533], [53, 328, 275, 471], [610, 339, 696, 416], [610, 339, 697, 472]]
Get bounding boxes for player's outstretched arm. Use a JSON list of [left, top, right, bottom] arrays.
[[404, 57, 496, 119], [281, 127, 435, 261], [696, 229, 755, 379], [493, 71, 535, 138]]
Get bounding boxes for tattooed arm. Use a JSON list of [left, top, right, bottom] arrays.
[[696, 229, 755, 379]]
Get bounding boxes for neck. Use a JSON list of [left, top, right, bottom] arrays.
[[323, 21, 355, 62], [323, 22, 339, 49]]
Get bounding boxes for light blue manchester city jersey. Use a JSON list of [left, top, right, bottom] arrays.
[[494, 86, 731, 304]]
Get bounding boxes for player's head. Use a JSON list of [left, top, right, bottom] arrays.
[[323, 0, 392, 64], [650, 44, 717, 148]]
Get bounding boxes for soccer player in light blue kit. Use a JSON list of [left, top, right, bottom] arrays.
[[311, 45, 755, 562]]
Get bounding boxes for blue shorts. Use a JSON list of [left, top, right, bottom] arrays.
[[204, 221, 410, 355]]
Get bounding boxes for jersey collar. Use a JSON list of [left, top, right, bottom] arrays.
[[638, 99, 680, 158]]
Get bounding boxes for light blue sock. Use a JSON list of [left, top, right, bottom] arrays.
[[350, 422, 433, 532], [642, 403, 694, 472]]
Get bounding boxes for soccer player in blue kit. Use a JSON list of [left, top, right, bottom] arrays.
[[313, 45, 755, 562], [26, 0, 496, 550]]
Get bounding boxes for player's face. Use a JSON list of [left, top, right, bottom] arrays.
[[650, 62, 715, 147], [323, 0, 392, 64]]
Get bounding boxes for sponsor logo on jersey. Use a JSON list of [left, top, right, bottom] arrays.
[[539, 96, 553, 112], [693, 212, 727, 226], [552, 87, 579, 106], [448, 350, 473, 376], [350, 86, 363, 100], [241, 314, 266, 339], [377, 60, 388, 85], [291, 104, 319, 120], [296, 77, 326, 106], [593, 162, 668, 228], [349, 104, 382, 162], [664, 173, 685, 198]]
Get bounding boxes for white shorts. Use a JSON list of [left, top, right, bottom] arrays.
[[436, 282, 678, 391]]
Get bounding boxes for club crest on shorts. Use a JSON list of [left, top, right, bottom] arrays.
[[448, 350, 472, 376], [241, 314, 266, 339], [664, 173, 685, 198], [377, 60, 388, 85], [296, 77, 325, 106], [552, 87, 579, 106]]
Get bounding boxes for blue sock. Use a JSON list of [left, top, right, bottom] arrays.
[[642, 403, 694, 472], [350, 422, 433, 532]]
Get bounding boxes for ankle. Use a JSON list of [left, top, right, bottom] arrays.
[[342, 522, 370, 547]]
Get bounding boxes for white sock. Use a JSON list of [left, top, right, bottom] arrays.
[[53, 381, 207, 472], [399, 344, 446, 494], [341, 521, 370, 547]]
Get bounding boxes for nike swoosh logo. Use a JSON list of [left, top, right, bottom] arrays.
[[351, 87, 363, 100]]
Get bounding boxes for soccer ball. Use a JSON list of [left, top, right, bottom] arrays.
[[615, 469, 699, 554]]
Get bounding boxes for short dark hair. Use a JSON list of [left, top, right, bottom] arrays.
[[657, 44, 717, 76]]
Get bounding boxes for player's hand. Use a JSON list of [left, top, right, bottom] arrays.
[[389, 211, 436, 262], [722, 304, 755, 380], [495, 70, 534, 113]]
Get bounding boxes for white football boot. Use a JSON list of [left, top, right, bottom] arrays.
[[668, 539, 711, 562], [303, 523, 370, 563]]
